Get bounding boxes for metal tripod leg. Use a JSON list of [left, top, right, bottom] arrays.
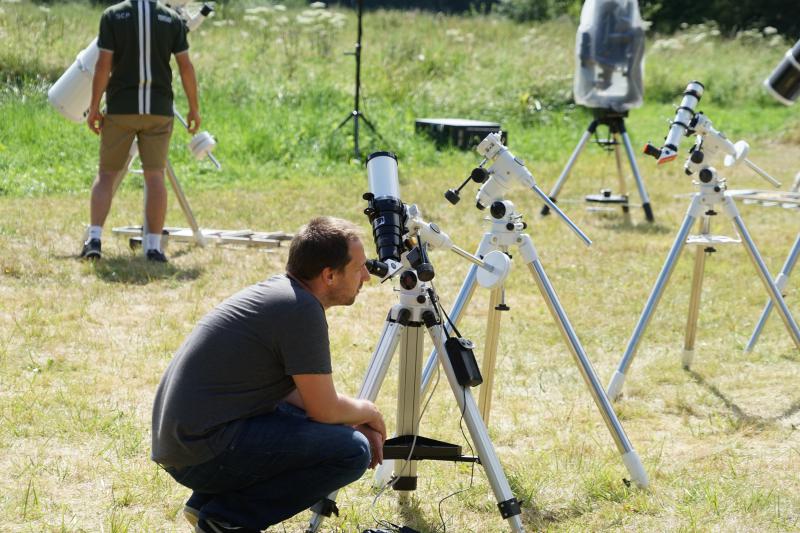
[[746, 231, 800, 351], [165, 159, 206, 247], [620, 128, 654, 222], [425, 319, 524, 532], [394, 323, 425, 494], [607, 196, 701, 400], [724, 196, 800, 349], [541, 124, 596, 216], [478, 286, 505, 423], [519, 235, 648, 488], [683, 216, 711, 368], [306, 314, 405, 533], [612, 134, 632, 223], [420, 234, 495, 396]]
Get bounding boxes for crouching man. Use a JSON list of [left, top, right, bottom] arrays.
[[152, 217, 385, 532]]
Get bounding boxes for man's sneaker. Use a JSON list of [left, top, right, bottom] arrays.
[[80, 239, 102, 260], [195, 517, 259, 533], [146, 249, 168, 263], [183, 505, 200, 528]]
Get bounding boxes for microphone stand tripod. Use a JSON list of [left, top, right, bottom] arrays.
[[334, 0, 385, 159]]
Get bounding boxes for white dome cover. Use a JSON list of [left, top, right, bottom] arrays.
[[573, 0, 646, 112]]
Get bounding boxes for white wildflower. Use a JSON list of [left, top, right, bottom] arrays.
[[689, 32, 706, 44], [764, 26, 778, 36], [310, 2, 326, 8], [38, 5, 50, 12], [274, 4, 287, 11], [330, 13, 346, 28], [652, 38, 683, 51], [769, 35, 784, 47], [245, 6, 272, 15], [417, 53, 425, 61]]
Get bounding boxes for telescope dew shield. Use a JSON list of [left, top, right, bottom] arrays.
[[764, 39, 800, 106], [364, 152, 405, 263], [658, 81, 704, 165], [48, 38, 100, 123]]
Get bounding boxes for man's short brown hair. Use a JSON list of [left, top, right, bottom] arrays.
[[286, 217, 364, 281]]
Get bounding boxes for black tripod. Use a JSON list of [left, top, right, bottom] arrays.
[[335, 0, 384, 159]]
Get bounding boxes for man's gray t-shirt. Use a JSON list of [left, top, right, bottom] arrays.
[[151, 275, 331, 468]]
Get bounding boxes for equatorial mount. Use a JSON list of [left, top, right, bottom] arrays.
[[644, 110, 781, 189], [445, 132, 593, 246]]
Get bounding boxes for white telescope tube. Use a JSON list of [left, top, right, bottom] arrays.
[[47, 38, 100, 123], [658, 81, 704, 164]]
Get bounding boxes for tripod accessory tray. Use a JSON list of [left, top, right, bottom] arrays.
[[382, 435, 476, 462], [585, 188, 629, 204]]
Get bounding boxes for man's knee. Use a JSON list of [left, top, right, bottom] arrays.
[[96, 170, 120, 184], [342, 430, 371, 481], [143, 170, 166, 183]]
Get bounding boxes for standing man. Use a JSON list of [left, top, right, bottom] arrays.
[[81, 0, 201, 262], [152, 217, 386, 533]]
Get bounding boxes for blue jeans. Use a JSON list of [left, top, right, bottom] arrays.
[[164, 402, 371, 530]]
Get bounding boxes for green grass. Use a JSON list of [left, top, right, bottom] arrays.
[[2, 1, 800, 532]]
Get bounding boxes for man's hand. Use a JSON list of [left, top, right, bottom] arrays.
[[359, 399, 386, 441], [87, 107, 104, 135], [185, 108, 201, 134], [355, 424, 385, 469]]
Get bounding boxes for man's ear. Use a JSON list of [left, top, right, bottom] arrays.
[[321, 266, 335, 286]]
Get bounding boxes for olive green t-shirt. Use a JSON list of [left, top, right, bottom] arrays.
[[97, 0, 188, 116]]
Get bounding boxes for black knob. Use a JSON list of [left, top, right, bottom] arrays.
[[699, 168, 713, 182], [416, 262, 435, 282], [470, 167, 489, 183], [490, 201, 506, 219], [400, 271, 417, 290], [476, 201, 486, 210], [444, 189, 461, 205], [691, 150, 704, 164]]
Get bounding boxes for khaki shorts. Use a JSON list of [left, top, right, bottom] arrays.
[[99, 114, 174, 172]]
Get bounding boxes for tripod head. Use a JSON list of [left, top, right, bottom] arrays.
[[363, 152, 510, 290], [643, 88, 781, 188], [444, 132, 592, 246]]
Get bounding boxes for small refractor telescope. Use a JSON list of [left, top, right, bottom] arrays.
[[764, 39, 800, 106]]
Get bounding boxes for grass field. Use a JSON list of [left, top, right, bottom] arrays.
[[2, 1, 800, 532]]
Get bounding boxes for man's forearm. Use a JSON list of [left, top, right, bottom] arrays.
[[178, 58, 200, 112], [306, 393, 380, 429]]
